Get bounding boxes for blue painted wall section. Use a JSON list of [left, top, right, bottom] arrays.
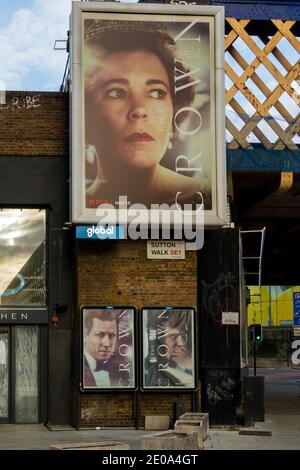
[[227, 147, 300, 172], [139, 1, 300, 20], [212, 1, 300, 20]]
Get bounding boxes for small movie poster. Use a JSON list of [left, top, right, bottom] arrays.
[[141, 307, 196, 390], [82, 306, 136, 390]]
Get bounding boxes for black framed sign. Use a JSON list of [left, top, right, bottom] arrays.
[[81, 306, 136, 390], [141, 307, 196, 390]]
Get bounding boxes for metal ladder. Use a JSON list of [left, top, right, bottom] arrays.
[[240, 227, 266, 287]]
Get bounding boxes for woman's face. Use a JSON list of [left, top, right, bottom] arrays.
[[86, 50, 173, 171]]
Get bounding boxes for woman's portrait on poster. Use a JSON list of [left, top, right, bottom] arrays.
[[83, 16, 214, 211]]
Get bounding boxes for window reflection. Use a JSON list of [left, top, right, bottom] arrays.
[[0, 209, 46, 306]]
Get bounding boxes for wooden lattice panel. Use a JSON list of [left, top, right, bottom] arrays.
[[225, 19, 300, 150]]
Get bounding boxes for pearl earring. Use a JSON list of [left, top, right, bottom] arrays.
[[168, 133, 173, 150]]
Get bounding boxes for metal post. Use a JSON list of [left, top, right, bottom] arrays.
[[253, 340, 257, 377], [258, 227, 266, 287]]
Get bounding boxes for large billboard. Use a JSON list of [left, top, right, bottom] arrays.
[[71, 2, 226, 226]]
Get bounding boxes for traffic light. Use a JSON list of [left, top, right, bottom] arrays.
[[249, 324, 263, 342]]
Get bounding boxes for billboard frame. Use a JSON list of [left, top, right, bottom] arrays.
[[140, 306, 197, 391], [71, 1, 226, 228], [80, 305, 137, 391]]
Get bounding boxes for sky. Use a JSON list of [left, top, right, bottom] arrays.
[[0, 0, 138, 92], [0, 0, 298, 144]]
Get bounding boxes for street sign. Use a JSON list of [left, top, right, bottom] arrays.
[[147, 241, 185, 259], [221, 311, 239, 326], [293, 292, 300, 326]]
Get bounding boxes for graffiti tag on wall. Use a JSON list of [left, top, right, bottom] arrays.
[[0, 95, 41, 111], [206, 369, 236, 405]]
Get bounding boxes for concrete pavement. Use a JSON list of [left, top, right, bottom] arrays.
[[205, 368, 300, 450], [0, 368, 299, 450], [206, 368, 300, 450], [206, 413, 300, 450]]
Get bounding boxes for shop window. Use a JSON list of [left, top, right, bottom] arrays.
[[0, 209, 46, 307]]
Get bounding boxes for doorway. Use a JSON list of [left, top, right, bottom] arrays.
[[0, 325, 40, 423]]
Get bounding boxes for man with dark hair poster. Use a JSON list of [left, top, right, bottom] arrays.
[[83, 308, 135, 389]]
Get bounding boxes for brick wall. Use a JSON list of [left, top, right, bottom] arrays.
[[0, 91, 68, 156], [139, 393, 195, 428], [80, 393, 135, 428], [78, 239, 197, 306], [78, 239, 199, 428], [0, 90, 202, 427]]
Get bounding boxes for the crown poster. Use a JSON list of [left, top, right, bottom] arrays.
[[141, 307, 196, 390], [71, 3, 226, 225]]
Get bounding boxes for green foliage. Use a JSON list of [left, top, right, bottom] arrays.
[[248, 327, 292, 361]]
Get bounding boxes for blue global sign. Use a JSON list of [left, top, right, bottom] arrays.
[[76, 225, 124, 240]]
